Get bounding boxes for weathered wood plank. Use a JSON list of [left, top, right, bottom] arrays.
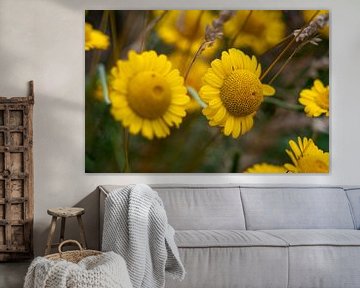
[[0, 81, 34, 261]]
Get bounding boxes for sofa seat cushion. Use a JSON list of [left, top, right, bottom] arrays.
[[175, 230, 288, 248], [261, 230, 360, 288], [261, 229, 360, 246], [168, 231, 289, 288]]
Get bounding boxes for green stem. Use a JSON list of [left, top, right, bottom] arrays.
[[264, 97, 303, 111], [97, 64, 110, 104], [187, 86, 206, 108]]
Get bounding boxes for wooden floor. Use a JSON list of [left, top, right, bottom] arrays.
[[0, 261, 30, 288]]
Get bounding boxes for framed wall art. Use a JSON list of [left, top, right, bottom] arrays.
[[85, 10, 329, 173]]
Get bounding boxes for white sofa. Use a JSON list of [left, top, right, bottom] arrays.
[[99, 185, 360, 288]]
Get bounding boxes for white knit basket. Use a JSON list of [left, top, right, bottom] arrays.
[[24, 240, 133, 288]]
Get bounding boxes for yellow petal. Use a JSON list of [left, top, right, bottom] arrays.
[[163, 112, 179, 127], [158, 119, 170, 136], [298, 137, 305, 152], [255, 62, 262, 78], [232, 118, 241, 138], [284, 163, 297, 173], [228, 49, 243, 71], [152, 120, 165, 138], [285, 149, 298, 166], [210, 60, 226, 79], [129, 116, 143, 134], [263, 84, 276, 96], [289, 140, 302, 158], [300, 90, 317, 99], [213, 106, 227, 123], [220, 50, 233, 75], [242, 54, 252, 71], [111, 95, 128, 108], [142, 119, 154, 140], [204, 71, 223, 88], [224, 116, 234, 136], [314, 79, 326, 93], [165, 70, 183, 86], [250, 55, 258, 74], [172, 95, 189, 105], [155, 54, 172, 75], [244, 115, 254, 134], [209, 97, 223, 109], [168, 106, 186, 117]]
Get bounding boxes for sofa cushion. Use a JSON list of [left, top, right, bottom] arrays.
[[165, 246, 288, 288], [175, 230, 288, 248], [287, 246, 360, 288], [241, 187, 355, 230], [100, 185, 246, 230], [260, 230, 360, 288], [153, 185, 246, 230], [261, 229, 360, 246], [345, 188, 360, 229]]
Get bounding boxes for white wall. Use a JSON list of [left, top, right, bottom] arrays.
[[0, 0, 359, 256]]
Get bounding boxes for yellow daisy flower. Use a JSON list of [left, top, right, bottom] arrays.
[[224, 10, 286, 55], [299, 79, 329, 117], [156, 10, 219, 57], [303, 10, 329, 37], [85, 23, 110, 51], [200, 48, 275, 138], [109, 50, 190, 140], [284, 137, 329, 173], [245, 163, 287, 173]]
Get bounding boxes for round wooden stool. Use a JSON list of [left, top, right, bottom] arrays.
[[45, 207, 87, 255]]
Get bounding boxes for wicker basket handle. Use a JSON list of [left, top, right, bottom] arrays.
[[58, 240, 83, 255]]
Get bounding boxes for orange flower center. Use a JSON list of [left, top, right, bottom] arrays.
[[127, 71, 171, 119], [220, 69, 263, 117]]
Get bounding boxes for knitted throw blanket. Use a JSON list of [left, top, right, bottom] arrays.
[[102, 184, 185, 288], [24, 251, 133, 288]]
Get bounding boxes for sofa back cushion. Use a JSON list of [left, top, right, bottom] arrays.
[[240, 187, 355, 230], [345, 188, 360, 229], [153, 185, 246, 230]]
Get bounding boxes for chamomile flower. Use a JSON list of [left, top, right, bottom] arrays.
[[200, 48, 275, 138], [284, 137, 329, 173], [299, 79, 329, 117], [109, 50, 190, 140], [85, 23, 109, 51]]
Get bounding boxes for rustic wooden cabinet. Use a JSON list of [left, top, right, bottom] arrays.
[[0, 81, 34, 261]]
